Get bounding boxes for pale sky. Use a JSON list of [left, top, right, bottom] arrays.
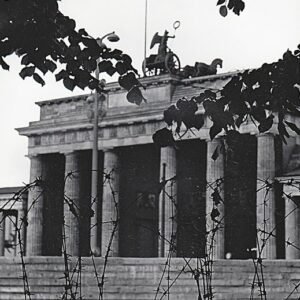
[[0, 0, 300, 187]]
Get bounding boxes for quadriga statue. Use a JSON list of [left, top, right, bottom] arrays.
[[181, 58, 223, 78]]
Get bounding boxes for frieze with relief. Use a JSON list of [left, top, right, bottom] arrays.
[[27, 120, 167, 152]]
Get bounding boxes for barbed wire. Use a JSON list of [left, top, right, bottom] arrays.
[[1, 167, 300, 299]]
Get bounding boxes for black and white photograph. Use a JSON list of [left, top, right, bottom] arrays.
[[0, 0, 300, 299]]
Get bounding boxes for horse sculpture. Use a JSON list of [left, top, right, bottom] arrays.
[[181, 58, 223, 78], [194, 58, 223, 77]]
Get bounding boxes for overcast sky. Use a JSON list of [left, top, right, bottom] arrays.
[[0, 0, 300, 187]]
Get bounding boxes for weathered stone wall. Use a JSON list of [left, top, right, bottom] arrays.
[[0, 257, 299, 299]]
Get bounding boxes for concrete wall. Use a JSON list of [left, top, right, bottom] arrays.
[[0, 257, 299, 299]]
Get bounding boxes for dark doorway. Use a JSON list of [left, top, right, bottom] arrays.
[[119, 144, 160, 257], [42, 153, 65, 256], [225, 134, 257, 259], [176, 140, 207, 258], [77, 150, 103, 256]]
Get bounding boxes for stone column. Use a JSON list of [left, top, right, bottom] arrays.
[[16, 199, 27, 256], [158, 146, 177, 257], [26, 155, 45, 256], [0, 211, 5, 256], [256, 133, 276, 259], [285, 196, 300, 259], [206, 138, 225, 259], [64, 152, 81, 256], [101, 149, 119, 257]]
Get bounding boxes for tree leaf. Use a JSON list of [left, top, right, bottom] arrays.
[[106, 65, 116, 77], [63, 77, 75, 91], [78, 28, 88, 36], [190, 114, 204, 130], [258, 115, 274, 133], [19, 66, 35, 79], [88, 79, 99, 90], [152, 128, 175, 148], [115, 62, 127, 75], [83, 59, 97, 72], [194, 93, 206, 104], [121, 54, 133, 69], [278, 121, 290, 139], [251, 107, 266, 122], [235, 115, 245, 128], [228, 0, 235, 9], [163, 105, 179, 126], [103, 49, 123, 60], [36, 62, 48, 75], [209, 123, 223, 140], [118, 72, 139, 91], [285, 121, 300, 135], [126, 86, 145, 105], [211, 145, 220, 160], [233, 0, 245, 15], [55, 70, 68, 81], [45, 59, 57, 72], [81, 37, 99, 53], [33, 73, 45, 86], [219, 5, 228, 17], [217, 0, 226, 5], [21, 54, 30, 66], [98, 60, 113, 73], [0, 57, 9, 70]]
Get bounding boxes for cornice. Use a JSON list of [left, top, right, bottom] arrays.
[[179, 70, 239, 86], [34, 72, 238, 107], [16, 111, 164, 137]]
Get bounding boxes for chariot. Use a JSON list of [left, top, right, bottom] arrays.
[[142, 29, 181, 76]]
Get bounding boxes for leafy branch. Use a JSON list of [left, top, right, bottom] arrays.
[[0, 0, 144, 105], [153, 48, 300, 147]]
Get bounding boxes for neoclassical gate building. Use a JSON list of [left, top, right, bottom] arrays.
[[16, 72, 300, 261]]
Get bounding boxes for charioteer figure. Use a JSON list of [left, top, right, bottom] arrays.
[[143, 29, 181, 76]]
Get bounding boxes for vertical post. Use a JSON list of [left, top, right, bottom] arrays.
[[90, 33, 118, 256], [101, 149, 119, 257], [256, 133, 276, 259], [90, 95, 100, 255], [26, 155, 44, 256], [64, 152, 81, 256], [143, 0, 148, 72], [0, 211, 5, 256], [206, 138, 225, 259], [159, 146, 177, 257]]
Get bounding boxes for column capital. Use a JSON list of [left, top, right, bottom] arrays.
[[256, 132, 275, 138], [61, 150, 79, 156], [102, 147, 116, 153], [205, 136, 225, 142]]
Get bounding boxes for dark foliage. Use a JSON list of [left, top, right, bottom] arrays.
[[0, 0, 144, 104], [154, 48, 300, 147], [217, 0, 245, 17], [1, 1, 300, 146]]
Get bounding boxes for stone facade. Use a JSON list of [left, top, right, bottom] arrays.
[[12, 72, 300, 261]]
